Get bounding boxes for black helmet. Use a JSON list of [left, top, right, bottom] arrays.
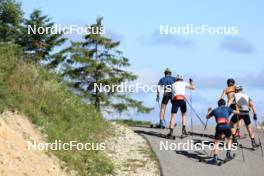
[[218, 99, 226, 107], [227, 78, 235, 86], [164, 68, 172, 75]]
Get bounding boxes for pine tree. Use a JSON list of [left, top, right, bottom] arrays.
[[17, 9, 66, 62], [63, 17, 152, 114], [0, 0, 23, 43]]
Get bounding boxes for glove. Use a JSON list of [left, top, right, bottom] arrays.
[[253, 114, 257, 121], [189, 78, 193, 83], [156, 95, 160, 102]]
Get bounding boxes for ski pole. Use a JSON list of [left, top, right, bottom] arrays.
[[190, 89, 193, 134], [185, 99, 206, 126], [157, 101, 162, 129], [157, 101, 167, 129], [239, 144, 245, 162], [202, 119, 208, 138], [254, 120, 263, 158]]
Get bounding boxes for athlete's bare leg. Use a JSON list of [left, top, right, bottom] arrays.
[[160, 104, 167, 121]]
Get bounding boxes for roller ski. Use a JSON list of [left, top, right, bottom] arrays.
[[198, 156, 222, 166], [222, 153, 236, 164], [200, 152, 236, 166]]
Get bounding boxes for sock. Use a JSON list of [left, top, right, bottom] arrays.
[[169, 128, 173, 134], [251, 138, 255, 141], [160, 120, 163, 126], [213, 154, 218, 161]]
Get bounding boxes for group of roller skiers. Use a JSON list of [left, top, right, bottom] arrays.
[[156, 68, 260, 164]]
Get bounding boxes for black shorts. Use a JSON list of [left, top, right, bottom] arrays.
[[231, 112, 251, 126], [215, 124, 232, 140], [161, 93, 172, 105], [171, 100, 187, 113]]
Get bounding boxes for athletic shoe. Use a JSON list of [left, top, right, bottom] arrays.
[[251, 139, 257, 148], [226, 151, 234, 160], [207, 159, 218, 165], [182, 128, 188, 136], [233, 137, 238, 145]]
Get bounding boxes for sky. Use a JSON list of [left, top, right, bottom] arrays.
[[20, 0, 264, 125]]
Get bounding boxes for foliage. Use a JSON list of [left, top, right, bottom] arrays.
[[0, 45, 113, 176], [0, 0, 23, 43], [17, 9, 66, 61], [114, 119, 152, 127], [60, 17, 152, 114]]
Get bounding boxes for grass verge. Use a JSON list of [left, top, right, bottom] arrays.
[[0, 44, 114, 176], [113, 119, 152, 127]]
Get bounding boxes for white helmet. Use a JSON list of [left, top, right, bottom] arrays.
[[235, 85, 243, 92], [176, 74, 184, 80]]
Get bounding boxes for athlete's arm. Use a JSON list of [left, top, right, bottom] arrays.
[[186, 79, 195, 90], [232, 108, 240, 115], [220, 89, 226, 99], [206, 107, 213, 119], [249, 99, 257, 115]]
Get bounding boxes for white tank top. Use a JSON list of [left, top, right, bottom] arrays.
[[172, 81, 189, 98], [234, 93, 250, 111]]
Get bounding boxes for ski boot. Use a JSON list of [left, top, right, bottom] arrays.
[[232, 136, 238, 146], [207, 155, 219, 165], [157, 120, 165, 129], [251, 138, 257, 148], [226, 151, 235, 160], [166, 128, 175, 139], [182, 127, 188, 136]]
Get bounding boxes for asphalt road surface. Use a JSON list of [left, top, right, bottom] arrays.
[[132, 125, 264, 176]]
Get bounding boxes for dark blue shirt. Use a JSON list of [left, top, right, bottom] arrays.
[[158, 76, 176, 86], [210, 106, 233, 124]]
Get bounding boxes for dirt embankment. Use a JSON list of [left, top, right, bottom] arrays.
[[0, 111, 72, 176], [0, 111, 160, 176]]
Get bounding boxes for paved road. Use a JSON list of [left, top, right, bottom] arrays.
[[132, 126, 264, 176]]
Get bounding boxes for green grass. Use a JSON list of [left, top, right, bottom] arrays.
[[113, 119, 152, 127], [0, 45, 114, 176]]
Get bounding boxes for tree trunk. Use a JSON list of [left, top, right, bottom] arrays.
[[94, 42, 100, 110]]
